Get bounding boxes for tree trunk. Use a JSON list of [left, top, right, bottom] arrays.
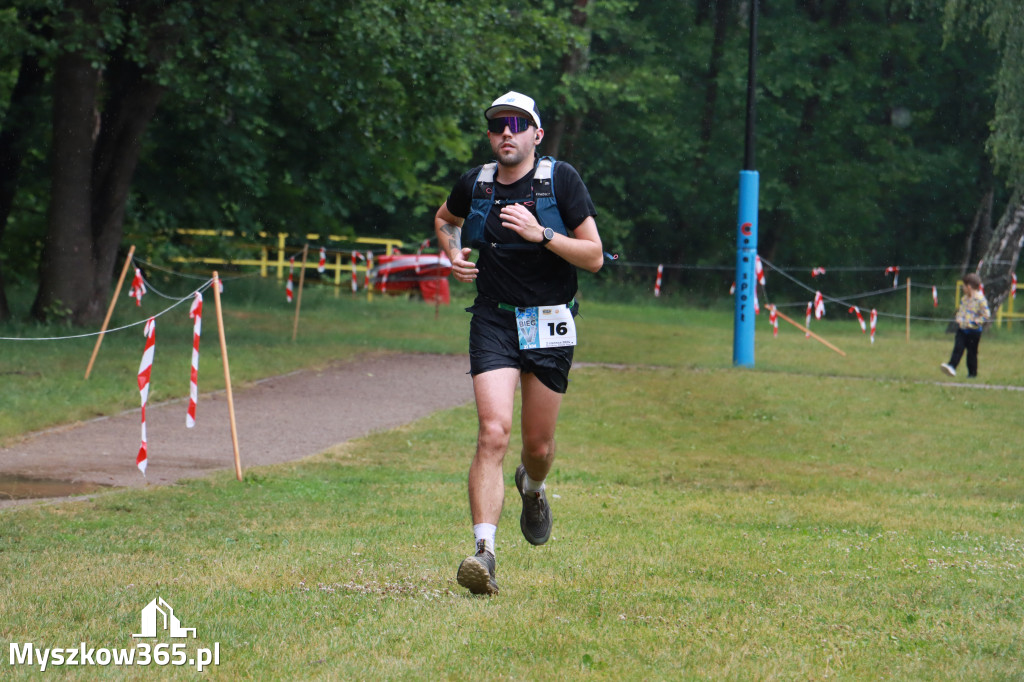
[[0, 51, 46, 322], [31, 13, 174, 327], [959, 189, 994, 277], [89, 56, 167, 316], [978, 184, 1024, 313], [543, 0, 589, 161], [696, 0, 732, 167], [31, 50, 101, 324]]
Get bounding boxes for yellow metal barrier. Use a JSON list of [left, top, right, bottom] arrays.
[[167, 229, 405, 282], [996, 293, 1024, 329]]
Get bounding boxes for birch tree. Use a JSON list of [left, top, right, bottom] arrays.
[[944, 0, 1024, 310]]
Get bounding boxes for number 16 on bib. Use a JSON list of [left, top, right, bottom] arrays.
[[516, 305, 577, 349]]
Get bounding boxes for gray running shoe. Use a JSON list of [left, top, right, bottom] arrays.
[[457, 539, 498, 595], [515, 464, 552, 545]]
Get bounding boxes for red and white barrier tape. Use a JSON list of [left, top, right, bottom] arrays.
[[363, 251, 374, 290], [136, 318, 155, 476], [186, 293, 202, 429], [129, 268, 146, 306], [415, 238, 429, 274], [848, 305, 866, 332], [286, 257, 295, 303]]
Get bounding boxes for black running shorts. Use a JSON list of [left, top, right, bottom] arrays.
[[467, 299, 578, 394]]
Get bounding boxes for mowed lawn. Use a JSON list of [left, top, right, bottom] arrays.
[[2, 291, 1023, 680]]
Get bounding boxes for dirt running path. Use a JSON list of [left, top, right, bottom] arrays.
[[0, 353, 474, 507]]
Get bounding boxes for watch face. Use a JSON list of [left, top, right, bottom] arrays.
[[544, 227, 554, 241]]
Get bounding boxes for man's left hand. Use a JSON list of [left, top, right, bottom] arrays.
[[500, 204, 545, 243]]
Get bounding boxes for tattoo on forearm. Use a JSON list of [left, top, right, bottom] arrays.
[[440, 223, 462, 254]]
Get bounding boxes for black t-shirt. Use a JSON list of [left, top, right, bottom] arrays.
[[445, 158, 597, 308]]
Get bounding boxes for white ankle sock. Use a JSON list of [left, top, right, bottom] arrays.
[[522, 471, 545, 493], [473, 523, 496, 554]]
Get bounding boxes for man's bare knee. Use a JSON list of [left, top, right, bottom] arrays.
[[522, 435, 555, 462], [477, 419, 512, 457]]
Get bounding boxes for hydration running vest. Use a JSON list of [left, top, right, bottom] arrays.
[[463, 156, 568, 250]]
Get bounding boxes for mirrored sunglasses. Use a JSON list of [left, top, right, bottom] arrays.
[[487, 116, 533, 134]]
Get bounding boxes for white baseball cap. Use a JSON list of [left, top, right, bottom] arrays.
[[485, 91, 542, 128]]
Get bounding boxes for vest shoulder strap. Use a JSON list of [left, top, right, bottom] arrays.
[[535, 156, 555, 180], [474, 162, 497, 190], [532, 157, 555, 198]]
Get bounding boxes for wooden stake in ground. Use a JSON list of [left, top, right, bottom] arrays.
[[85, 245, 137, 380], [292, 243, 309, 342], [212, 271, 243, 481], [773, 308, 847, 357], [435, 250, 443, 320], [906, 277, 911, 343]]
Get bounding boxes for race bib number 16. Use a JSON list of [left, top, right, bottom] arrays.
[[516, 305, 577, 349]]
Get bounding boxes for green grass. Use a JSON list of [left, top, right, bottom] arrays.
[[2, 280, 1024, 679]]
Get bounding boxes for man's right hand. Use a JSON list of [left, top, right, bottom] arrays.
[[450, 247, 478, 283]]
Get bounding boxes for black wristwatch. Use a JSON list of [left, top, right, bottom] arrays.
[[540, 227, 554, 246]]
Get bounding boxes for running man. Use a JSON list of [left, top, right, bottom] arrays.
[[434, 91, 603, 595]]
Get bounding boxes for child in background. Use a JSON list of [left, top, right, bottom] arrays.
[[940, 272, 990, 378]]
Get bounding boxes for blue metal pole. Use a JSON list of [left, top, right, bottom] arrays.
[[733, 0, 758, 367], [733, 170, 759, 366]]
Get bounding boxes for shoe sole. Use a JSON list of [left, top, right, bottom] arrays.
[[457, 557, 498, 595], [515, 465, 552, 546]]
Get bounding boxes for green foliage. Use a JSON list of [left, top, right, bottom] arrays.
[[520, 1, 1001, 269], [131, 1, 571, 242], [0, 9, 20, 116], [0, 0, 1018, 292], [766, 4, 987, 265], [938, 0, 1024, 186]]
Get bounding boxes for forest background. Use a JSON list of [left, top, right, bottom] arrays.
[[0, 0, 1022, 326]]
